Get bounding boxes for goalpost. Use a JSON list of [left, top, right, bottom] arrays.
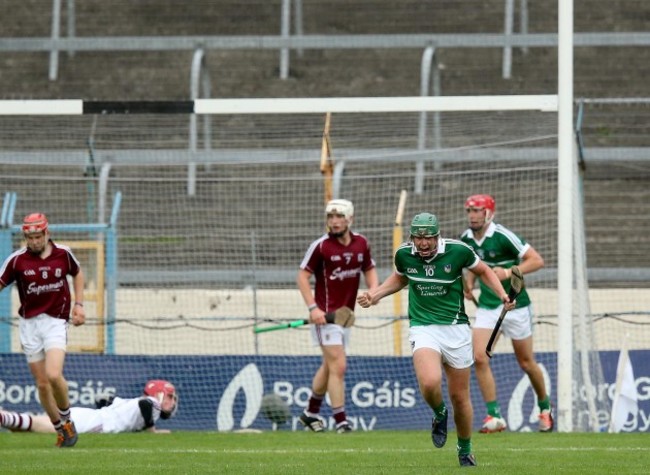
[[59, 240, 106, 353], [2, 94, 617, 434]]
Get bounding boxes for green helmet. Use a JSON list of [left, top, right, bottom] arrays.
[[410, 213, 439, 238]]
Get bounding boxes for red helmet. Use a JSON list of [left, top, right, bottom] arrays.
[[464, 194, 496, 222], [144, 379, 178, 419], [22, 213, 49, 234]]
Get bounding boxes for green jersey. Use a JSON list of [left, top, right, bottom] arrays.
[[394, 238, 480, 326], [460, 222, 532, 309]]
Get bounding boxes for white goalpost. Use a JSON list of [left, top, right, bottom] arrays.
[[556, 0, 575, 434]]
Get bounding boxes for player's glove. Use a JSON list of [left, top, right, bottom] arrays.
[[95, 394, 116, 409]]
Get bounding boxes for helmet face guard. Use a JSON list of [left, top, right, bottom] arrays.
[[409, 213, 439, 238], [144, 379, 178, 419], [22, 213, 49, 235], [464, 194, 496, 223]]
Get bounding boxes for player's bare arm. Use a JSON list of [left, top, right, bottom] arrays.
[[517, 246, 544, 275], [71, 269, 86, 326], [491, 246, 544, 280], [363, 267, 379, 292], [296, 268, 327, 325], [470, 262, 515, 310], [462, 270, 477, 302], [357, 272, 407, 308]]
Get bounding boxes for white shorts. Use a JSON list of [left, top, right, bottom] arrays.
[[474, 305, 534, 340], [70, 407, 103, 433], [19, 313, 68, 363], [310, 323, 350, 350], [408, 324, 474, 369]]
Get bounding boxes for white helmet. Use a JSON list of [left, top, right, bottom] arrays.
[[325, 199, 354, 220]]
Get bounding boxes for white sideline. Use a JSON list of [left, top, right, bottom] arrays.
[[4, 445, 647, 455]]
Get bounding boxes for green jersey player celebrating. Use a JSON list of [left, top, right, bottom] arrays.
[[357, 212, 513, 468], [460, 194, 552, 433]]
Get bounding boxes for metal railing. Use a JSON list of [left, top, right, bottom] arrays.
[[188, 48, 212, 196], [26, 0, 650, 83]]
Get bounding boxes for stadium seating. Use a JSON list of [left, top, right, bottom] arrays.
[[0, 0, 649, 276]]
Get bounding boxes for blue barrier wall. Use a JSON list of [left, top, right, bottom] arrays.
[[0, 350, 647, 432]]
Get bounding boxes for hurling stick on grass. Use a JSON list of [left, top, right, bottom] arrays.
[[254, 307, 355, 334], [485, 266, 525, 358]]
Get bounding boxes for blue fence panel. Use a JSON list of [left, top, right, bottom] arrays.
[[0, 350, 647, 432]]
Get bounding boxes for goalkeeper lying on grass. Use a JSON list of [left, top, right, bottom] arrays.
[[1, 380, 177, 435]]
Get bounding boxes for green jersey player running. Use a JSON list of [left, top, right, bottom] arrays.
[[358, 212, 513, 468], [460, 194, 553, 434]]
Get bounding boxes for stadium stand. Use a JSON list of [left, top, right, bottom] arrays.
[[0, 0, 649, 278]]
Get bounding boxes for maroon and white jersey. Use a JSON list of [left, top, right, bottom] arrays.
[[300, 232, 375, 312], [70, 396, 162, 433], [0, 241, 81, 320]]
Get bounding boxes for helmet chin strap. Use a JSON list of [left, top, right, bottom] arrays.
[[417, 247, 437, 257], [327, 222, 350, 238], [470, 210, 492, 233], [411, 239, 437, 259]]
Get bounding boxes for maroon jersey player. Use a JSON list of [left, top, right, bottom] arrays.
[[297, 199, 378, 433], [0, 213, 86, 448]]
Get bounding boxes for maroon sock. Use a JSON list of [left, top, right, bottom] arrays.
[[332, 406, 347, 425], [307, 393, 325, 415]]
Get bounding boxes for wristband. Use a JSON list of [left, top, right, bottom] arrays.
[[307, 303, 318, 311], [74, 302, 83, 307]]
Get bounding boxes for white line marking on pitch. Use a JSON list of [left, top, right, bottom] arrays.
[[3, 446, 647, 455]]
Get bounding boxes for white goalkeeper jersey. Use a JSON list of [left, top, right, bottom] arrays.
[[70, 396, 162, 433]]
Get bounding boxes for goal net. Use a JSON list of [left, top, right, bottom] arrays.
[[0, 97, 625, 432]]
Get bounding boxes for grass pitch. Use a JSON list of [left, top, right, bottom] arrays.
[[1, 430, 648, 474]]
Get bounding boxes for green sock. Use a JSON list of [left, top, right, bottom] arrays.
[[486, 400, 502, 418], [538, 396, 551, 412], [433, 402, 447, 422], [457, 437, 472, 456]]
